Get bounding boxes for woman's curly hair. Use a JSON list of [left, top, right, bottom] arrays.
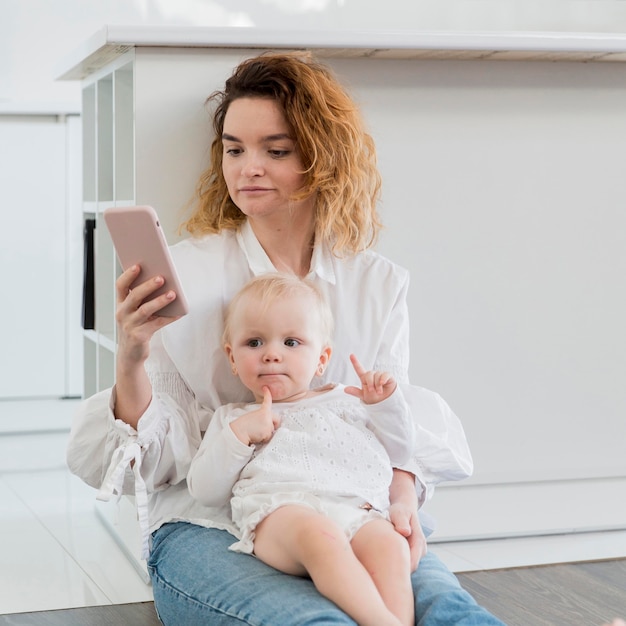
[[183, 51, 382, 256]]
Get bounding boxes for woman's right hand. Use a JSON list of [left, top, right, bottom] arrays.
[[113, 265, 183, 428], [115, 265, 181, 366]]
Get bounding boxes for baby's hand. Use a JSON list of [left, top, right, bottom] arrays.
[[230, 387, 281, 446], [344, 354, 397, 405]]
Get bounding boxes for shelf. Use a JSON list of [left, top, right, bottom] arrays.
[[83, 335, 98, 398], [97, 75, 114, 202], [114, 63, 134, 201], [82, 85, 96, 202], [58, 25, 626, 82]]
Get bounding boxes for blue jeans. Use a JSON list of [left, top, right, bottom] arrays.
[[148, 522, 505, 625]]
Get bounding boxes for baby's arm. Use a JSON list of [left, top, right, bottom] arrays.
[[187, 404, 254, 507], [345, 354, 415, 465], [187, 389, 281, 507]]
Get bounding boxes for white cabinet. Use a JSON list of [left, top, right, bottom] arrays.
[[77, 47, 261, 394], [80, 57, 134, 396], [0, 112, 82, 400]]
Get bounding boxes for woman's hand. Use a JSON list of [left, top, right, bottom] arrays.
[[113, 265, 182, 428], [389, 469, 427, 571], [115, 265, 181, 366]]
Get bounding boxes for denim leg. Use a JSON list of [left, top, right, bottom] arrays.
[[413, 551, 506, 626], [147, 522, 356, 626], [148, 522, 504, 626]]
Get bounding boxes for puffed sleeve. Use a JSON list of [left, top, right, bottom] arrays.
[[396, 384, 473, 505], [66, 330, 211, 557], [377, 266, 474, 504], [66, 330, 208, 492]]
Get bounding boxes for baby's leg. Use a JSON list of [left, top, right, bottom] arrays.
[[254, 504, 402, 626], [351, 518, 414, 626]]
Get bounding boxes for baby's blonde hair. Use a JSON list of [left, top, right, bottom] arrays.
[[223, 273, 334, 347]]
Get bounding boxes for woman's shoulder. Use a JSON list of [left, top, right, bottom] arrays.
[[338, 249, 409, 284], [170, 230, 236, 258], [169, 231, 238, 278]]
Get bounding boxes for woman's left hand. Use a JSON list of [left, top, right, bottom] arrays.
[[389, 469, 427, 571]]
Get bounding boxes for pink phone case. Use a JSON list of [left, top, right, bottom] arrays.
[[103, 205, 189, 317]]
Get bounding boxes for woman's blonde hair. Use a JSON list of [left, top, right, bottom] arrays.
[[223, 273, 334, 348], [183, 52, 382, 256]]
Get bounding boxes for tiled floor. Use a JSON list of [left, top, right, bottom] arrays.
[[1, 398, 625, 616]]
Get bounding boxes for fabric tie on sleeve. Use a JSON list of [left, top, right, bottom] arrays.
[[96, 437, 151, 560]]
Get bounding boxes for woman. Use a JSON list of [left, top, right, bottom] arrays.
[[67, 52, 503, 625]]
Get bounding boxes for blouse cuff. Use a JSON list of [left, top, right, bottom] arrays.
[[393, 459, 428, 507], [96, 389, 165, 560]]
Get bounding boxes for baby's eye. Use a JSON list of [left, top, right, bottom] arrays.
[[284, 338, 300, 347], [246, 339, 262, 348]]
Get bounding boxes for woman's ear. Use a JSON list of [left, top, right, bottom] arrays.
[[315, 345, 332, 377], [224, 344, 237, 375]]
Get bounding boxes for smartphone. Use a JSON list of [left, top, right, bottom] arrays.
[[103, 205, 189, 317]]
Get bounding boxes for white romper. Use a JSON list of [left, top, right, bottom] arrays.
[[188, 384, 414, 553]]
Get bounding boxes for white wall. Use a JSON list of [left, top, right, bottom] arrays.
[[337, 58, 626, 486]]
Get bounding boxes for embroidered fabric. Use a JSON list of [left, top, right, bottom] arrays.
[[233, 397, 393, 510]]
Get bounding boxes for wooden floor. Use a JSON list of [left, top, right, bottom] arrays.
[[1, 559, 624, 625], [457, 558, 626, 626]]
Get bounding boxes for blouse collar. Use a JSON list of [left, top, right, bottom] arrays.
[[237, 220, 336, 285]]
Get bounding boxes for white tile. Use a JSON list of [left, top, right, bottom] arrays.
[[0, 513, 110, 614], [428, 543, 482, 573], [49, 511, 154, 604], [3, 470, 153, 605], [0, 477, 48, 534]]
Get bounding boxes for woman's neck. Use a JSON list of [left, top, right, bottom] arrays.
[[249, 216, 315, 278]]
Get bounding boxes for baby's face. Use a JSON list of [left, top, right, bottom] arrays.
[[225, 293, 330, 403]]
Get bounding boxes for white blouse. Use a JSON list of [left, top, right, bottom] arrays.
[[66, 221, 474, 558]]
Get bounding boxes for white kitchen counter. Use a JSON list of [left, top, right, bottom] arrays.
[[59, 24, 626, 81]]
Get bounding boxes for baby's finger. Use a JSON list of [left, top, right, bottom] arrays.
[[349, 354, 367, 379], [262, 386, 273, 408], [374, 371, 391, 393], [344, 385, 363, 400]]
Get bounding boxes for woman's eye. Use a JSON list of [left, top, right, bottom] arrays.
[[225, 147, 242, 156], [247, 339, 262, 348], [269, 150, 290, 158], [284, 338, 300, 347]]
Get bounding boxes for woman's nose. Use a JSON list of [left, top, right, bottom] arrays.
[[241, 154, 264, 177]]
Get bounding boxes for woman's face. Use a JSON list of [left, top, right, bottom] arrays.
[[221, 97, 315, 222]]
